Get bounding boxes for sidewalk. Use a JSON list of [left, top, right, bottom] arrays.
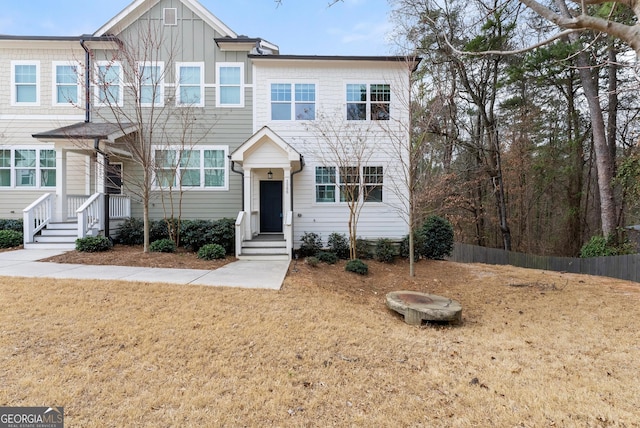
[[0, 249, 289, 290]]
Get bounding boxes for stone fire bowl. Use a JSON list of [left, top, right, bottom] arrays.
[[386, 290, 462, 325]]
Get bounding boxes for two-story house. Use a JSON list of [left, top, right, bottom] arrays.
[[0, 0, 415, 260]]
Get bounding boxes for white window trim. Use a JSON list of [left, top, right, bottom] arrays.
[[176, 62, 205, 107], [345, 82, 391, 121], [94, 61, 124, 107], [11, 60, 40, 106], [269, 81, 318, 121], [314, 164, 384, 204], [0, 146, 56, 189], [152, 145, 229, 191], [138, 61, 165, 107], [216, 62, 244, 108], [52, 61, 81, 107]]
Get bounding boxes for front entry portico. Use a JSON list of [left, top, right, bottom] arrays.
[[230, 126, 303, 260]]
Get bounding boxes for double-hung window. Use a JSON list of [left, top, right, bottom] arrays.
[[346, 83, 390, 120], [139, 62, 164, 106], [0, 148, 56, 188], [154, 146, 227, 190], [217, 63, 243, 107], [315, 166, 336, 202], [315, 165, 383, 203], [271, 83, 316, 120], [53, 62, 79, 105], [95, 61, 123, 106], [177, 63, 204, 106], [12, 61, 39, 105]]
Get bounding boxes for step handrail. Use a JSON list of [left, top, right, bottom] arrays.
[[23, 193, 54, 244], [76, 193, 104, 238]]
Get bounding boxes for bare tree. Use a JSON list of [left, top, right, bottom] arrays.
[[306, 114, 380, 260], [88, 19, 209, 251]]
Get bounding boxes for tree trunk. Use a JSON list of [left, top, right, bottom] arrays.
[[556, 0, 618, 237]]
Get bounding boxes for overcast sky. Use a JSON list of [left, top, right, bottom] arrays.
[[0, 0, 397, 56]]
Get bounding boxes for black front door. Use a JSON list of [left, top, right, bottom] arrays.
[[260, 180, 283, 233]]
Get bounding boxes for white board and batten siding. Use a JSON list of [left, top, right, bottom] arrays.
[[253, 58, 412, 245]]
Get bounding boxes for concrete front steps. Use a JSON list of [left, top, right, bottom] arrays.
[[24, 222, 77, 250], [238, 234, 289, 261]]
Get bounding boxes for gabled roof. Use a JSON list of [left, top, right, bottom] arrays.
[[94, 0, 237, 38], [231, 126, 302, 164]]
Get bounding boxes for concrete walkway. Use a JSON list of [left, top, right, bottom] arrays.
[[0, 249, 289, 290]]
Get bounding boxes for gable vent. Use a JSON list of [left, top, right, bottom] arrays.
[[163, 8, 177, 26]]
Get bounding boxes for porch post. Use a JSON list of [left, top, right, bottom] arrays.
[[95, 152, 106, 193], [283, 167, 292, 216], [243, 167, 252, 238], [55, 149, 67, 222]]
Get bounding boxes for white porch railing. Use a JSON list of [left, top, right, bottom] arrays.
[[285, 211, 293, 257], [23, 193, 54, 245], [67, 195, 90, 219], [76, 193, 104, 238], [235, 211, 247, 258], [109, 194, 131, 219]]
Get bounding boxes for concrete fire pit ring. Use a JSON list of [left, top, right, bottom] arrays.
[[386, 291, 462, 325]]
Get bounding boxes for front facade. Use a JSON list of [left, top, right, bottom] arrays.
[[0, 0, 414, 259]]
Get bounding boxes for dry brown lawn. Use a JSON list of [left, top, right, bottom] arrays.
[[1, 247, 640, 426]]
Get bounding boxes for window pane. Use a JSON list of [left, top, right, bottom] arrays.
[[220, 87, 240, 105], [181, 170, 200, 186], [180, 150, 200, 168], [370, 84, 390, 102], [295, 84, 315, 102], [57, 85, 77, 103], [180, 87, 201, 104], [40, 150, 56, 168], [219, 67, 240, 85], [204, 150, 224, 168], [316, 185, 335, 202], [295, 103, 315, 120], [272, 84, 291, 101], [15, 150, 36, 168], [16, 169, 35, 187], [315, 166, 335, 184], [0, 150, 10, 168], [347, 103, 366, 120], [56, 65, 76, 84], [16, 85, 37, 103], [156, 150, 176, 168], [179, 67, 200, 84], [15, 65, 36, 83], [0, 170, 9, 187], [156, 169, 176, 187], [347, 84, 366, 102], [41, 170, 56, 187], [204, 169, 225, 187], [272, 103, 291, 120], [372, 103, 390, 120]]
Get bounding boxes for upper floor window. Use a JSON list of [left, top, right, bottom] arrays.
[[11, 61, 39, 105], [154, 146, 228, 190], [95, 62, 123, 106], [138, 62, 164, 107], [177, 63, 204, 107], [315, 165, 383, 203], [346, 83, 390, 121], [271, 83, 316, 120], [217, 63, 244, 107], [0, 148, 56, 188], [53, 62, 79, 105]]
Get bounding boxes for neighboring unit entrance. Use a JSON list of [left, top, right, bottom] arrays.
[[260, 180, 283, 233]]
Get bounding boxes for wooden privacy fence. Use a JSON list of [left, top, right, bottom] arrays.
[[449, 243, 640, 283]]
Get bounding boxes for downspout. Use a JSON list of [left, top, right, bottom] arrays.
[[80, 39, 91, 123], [229, 157, 245, 211], [94, 139, 111, 240], [290, 154, 305, 211]]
